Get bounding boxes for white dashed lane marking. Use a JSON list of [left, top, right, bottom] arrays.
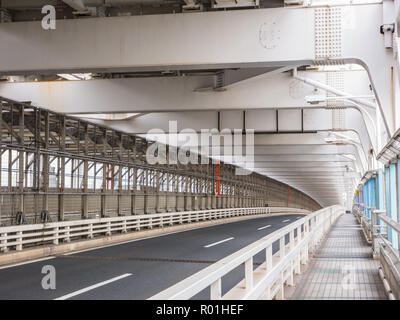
[[204, 237, 234, 248], [54, 273, 132, 300]]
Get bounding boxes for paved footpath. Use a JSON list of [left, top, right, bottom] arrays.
[[291, 213, 387, 300]]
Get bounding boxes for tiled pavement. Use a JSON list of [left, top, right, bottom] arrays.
[[291, 213, 387, 300]]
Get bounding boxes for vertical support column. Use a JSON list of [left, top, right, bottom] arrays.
[[131, 167, 137, 215], [33, 108, 39, 222], [42, 111, 49, 213], [143, 169, 148, 214], [175, 173, 179, 212], [59, 116, 65, 221], [117, 134, 123, 216], [155, 170, 160, 213], [101, 129, 107, 217], [184, 174, 189, 211], [0, 101, 2, 226], [18, 105, 24, 215], [166, 172, 169, 212], [8, 107, 13, 220], [82, 123, 89, 219]]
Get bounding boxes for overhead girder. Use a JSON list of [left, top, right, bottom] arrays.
[[0, 70, 372, 114], [0, 3, 397, 140], [0, 69, 375, 168]]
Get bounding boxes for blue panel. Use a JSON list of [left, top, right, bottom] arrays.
[[370, 178, 375, 215], [385, 166, 392, 242], [390, 163, 398, 249], [377, 169, 385, 226], [378, 169, 384, 210]]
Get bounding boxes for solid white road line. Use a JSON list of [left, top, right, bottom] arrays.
[[282, 219, 291, 223], [257, 225, 271, 230], [204, 237, 234, 248], [54, 273, 132, 300], [0, 257, 55, 270]]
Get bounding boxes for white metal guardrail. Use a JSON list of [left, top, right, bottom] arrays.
[[149, 205, 343, 300], [0, 207, 308, 253], [353, 205, 400, 300]]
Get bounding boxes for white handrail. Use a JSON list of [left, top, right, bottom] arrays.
[[0, 207, 308, 253], [149, 205, 343, 300]]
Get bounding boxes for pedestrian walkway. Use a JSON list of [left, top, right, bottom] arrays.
[[291, 213, 387, 300]]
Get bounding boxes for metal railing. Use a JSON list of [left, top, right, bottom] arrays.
[[0, 207, 308, 253], [149, 205, 343, 300], [353, 205, 400, 300]]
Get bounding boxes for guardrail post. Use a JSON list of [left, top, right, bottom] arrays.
[[266, 245, 273, 273], [16, 231, 22, 251], [289, 230, 295, 251], [276, 273, 284, 300], [122, 219, 127, 233], [245, 257, 254, 290], [279, 236, 286, 259], [297, 226, 302, 242], [88, 224, 93, 239], [106, 221, 111, 236], [210, 278, 222, 300], [65, 226, 71, 242], [287, 260, 294, 286], [53, 227, 59, 245], [308, 219, 315, 254], [1, 233, 8, 252]]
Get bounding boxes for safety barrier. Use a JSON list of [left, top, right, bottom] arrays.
[[0, 207, 307, 253], [149, 205, 343, 300], [354, 205, 400, 300]]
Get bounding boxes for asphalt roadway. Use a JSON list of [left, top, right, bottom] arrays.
[[0, 213, 304, 300]]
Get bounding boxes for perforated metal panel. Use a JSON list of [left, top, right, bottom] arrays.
[[315, 7, 343, 59], [326, 71, 346, 129]]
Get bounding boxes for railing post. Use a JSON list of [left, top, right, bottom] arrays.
[[279, 236, 286, 259], [287, 260, 294, 286], [88, 223, 93, 239], [53, 227, 59, 245], [266, 245, 273, 273], [245, 257, 253, 290], [122, 219, 127, 233], [289, 230, 295, 251], [210, 278, 222, 300], [106, 221, 111, 236], [1, 233, 8, 252], [297, 226, 301, 242], [276, 272, 285, 300], [16, 231, 22, 251], [65, 226, 71, 242]]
